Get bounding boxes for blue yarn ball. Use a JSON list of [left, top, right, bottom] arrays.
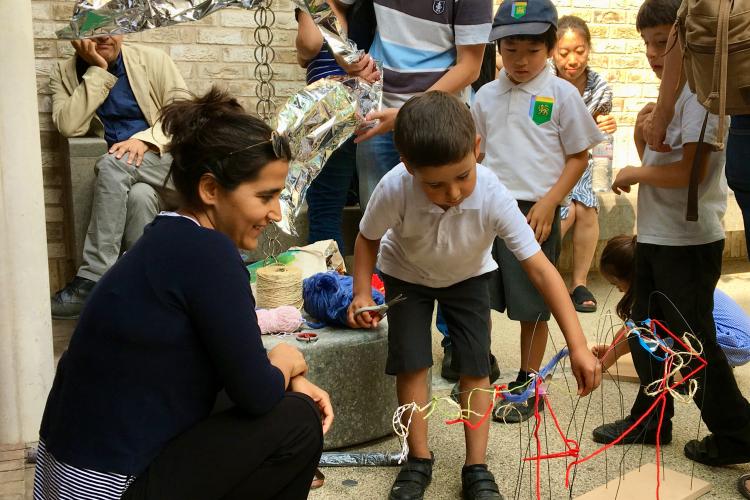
[[303, 272, 385, 327]]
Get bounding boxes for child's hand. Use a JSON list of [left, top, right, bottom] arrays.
[[569, 345, 602, 397], [526, 198, 557, 243], [591, 343, 616, 371], [634, 103, 656, 140], [354, 108, 398, 143], [643, 110, 673, 153], [611, 166, 639, 194], [338, 53, 380, 83], [347, 294, 380, 329], [596, 114, 617, 135]]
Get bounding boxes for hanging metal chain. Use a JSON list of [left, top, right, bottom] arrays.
[[253, 0, 281, 261], [261, 224, 283, 263], [253, 0, 277, 122]]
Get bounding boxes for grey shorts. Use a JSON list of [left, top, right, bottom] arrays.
[[381, 272, 493, 377], [490, 200, 561, 322]]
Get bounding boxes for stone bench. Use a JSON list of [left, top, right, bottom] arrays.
[[62, 137, 107, 268], [261, 323, 397, 450]]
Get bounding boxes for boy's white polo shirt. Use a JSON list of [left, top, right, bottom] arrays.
[[637, 84, 729, 246], [471, 68, 605, 202], [359, 163, 541, 288]]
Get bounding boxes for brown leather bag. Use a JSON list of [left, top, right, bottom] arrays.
[[677, 0, 750, 220]]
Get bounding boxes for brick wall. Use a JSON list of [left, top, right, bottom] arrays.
[[33, 0, 659, 291]]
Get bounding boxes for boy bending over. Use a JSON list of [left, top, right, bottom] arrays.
[[347, 91, 601, 500]]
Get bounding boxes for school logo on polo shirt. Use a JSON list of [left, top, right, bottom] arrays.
[[433, 0, 446, 15], [529, 95, 554, 125], [511, 2, 527, 19]]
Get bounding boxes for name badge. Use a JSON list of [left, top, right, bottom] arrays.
[[529, 95, 554, 125]]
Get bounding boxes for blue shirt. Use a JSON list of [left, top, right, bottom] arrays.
[[87, 54, 150, 147], [714, 288, 750, 366], [306, 46, 346, 84]]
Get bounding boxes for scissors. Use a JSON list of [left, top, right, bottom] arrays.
[[354, 294, 407, 318]]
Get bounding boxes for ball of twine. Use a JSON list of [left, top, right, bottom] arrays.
[[256, 264, 304, 310]]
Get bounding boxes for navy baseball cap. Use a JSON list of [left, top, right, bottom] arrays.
[[489, 0, 558, 42]]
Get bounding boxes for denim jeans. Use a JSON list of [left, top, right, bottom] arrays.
[[356, 131, 400, 208], [306, 137, 357, 254], [726, 115, 750, 260]]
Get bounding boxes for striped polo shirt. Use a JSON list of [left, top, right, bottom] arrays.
[[306, 46, 347, 85], [340, 0, 492, 108]]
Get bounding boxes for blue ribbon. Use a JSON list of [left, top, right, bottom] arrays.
[[501, 347, 569, 403]]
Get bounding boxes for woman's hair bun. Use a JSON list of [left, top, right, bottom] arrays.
[[160, 87, 244, 147], [158, 85, 286, 209]]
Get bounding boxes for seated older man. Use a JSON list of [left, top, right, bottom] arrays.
[[49, 35, 185, 318]]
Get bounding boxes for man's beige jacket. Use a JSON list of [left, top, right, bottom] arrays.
[[49, 44, 186, 153]]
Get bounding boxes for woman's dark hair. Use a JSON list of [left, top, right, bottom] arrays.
[[600, 235, 637, 321], [497, 26, 558, 52], [394, 91, 476, 168], [636, 0, 681, 32], [159, 86, 291, 208], [558, 15, 591, 46]]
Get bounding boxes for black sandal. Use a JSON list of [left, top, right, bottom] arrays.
[[462, 464, 503, 499], [571, 285, 597, 313], [684, 434, 750, 466], [738, 473, 750, 499], [388, 454, 434, 500]]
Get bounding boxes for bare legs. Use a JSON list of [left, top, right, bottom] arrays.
[[561, 201, 599, 308]]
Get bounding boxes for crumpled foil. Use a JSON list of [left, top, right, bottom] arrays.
[[56, 0, 258, 39], [319, 452, 402, 467], [275, 74, 382, 236], [293, 0, 362, 64]]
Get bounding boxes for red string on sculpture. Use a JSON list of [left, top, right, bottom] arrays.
[[445, 385, 501, 430], [521, 378, 581, 500], [565, 319, 707, 500]]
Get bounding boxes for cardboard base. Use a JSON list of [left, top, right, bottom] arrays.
[[603, 353, 641, 383], [575, 463, 711, 500], [602, 354, 686, 385]]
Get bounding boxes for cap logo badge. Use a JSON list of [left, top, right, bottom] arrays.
[[529, 95, 554, 125], [433, 0, 446, 15], [511, 1, 527, 19]]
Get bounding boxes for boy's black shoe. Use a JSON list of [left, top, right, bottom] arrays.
[[592, 416, 672, 445], [684, 434, 750, 466], [51, 276, 96, 319], [492, 377, 543, 423], [492, 394, 543, 423], [389, 454, 433, 500], [462, 464, 504, 500]]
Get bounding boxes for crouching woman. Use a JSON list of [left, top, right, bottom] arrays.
[[34, 87, 332, 500]]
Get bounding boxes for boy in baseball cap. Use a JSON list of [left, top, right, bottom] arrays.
[[472, 0, 605, 424]]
